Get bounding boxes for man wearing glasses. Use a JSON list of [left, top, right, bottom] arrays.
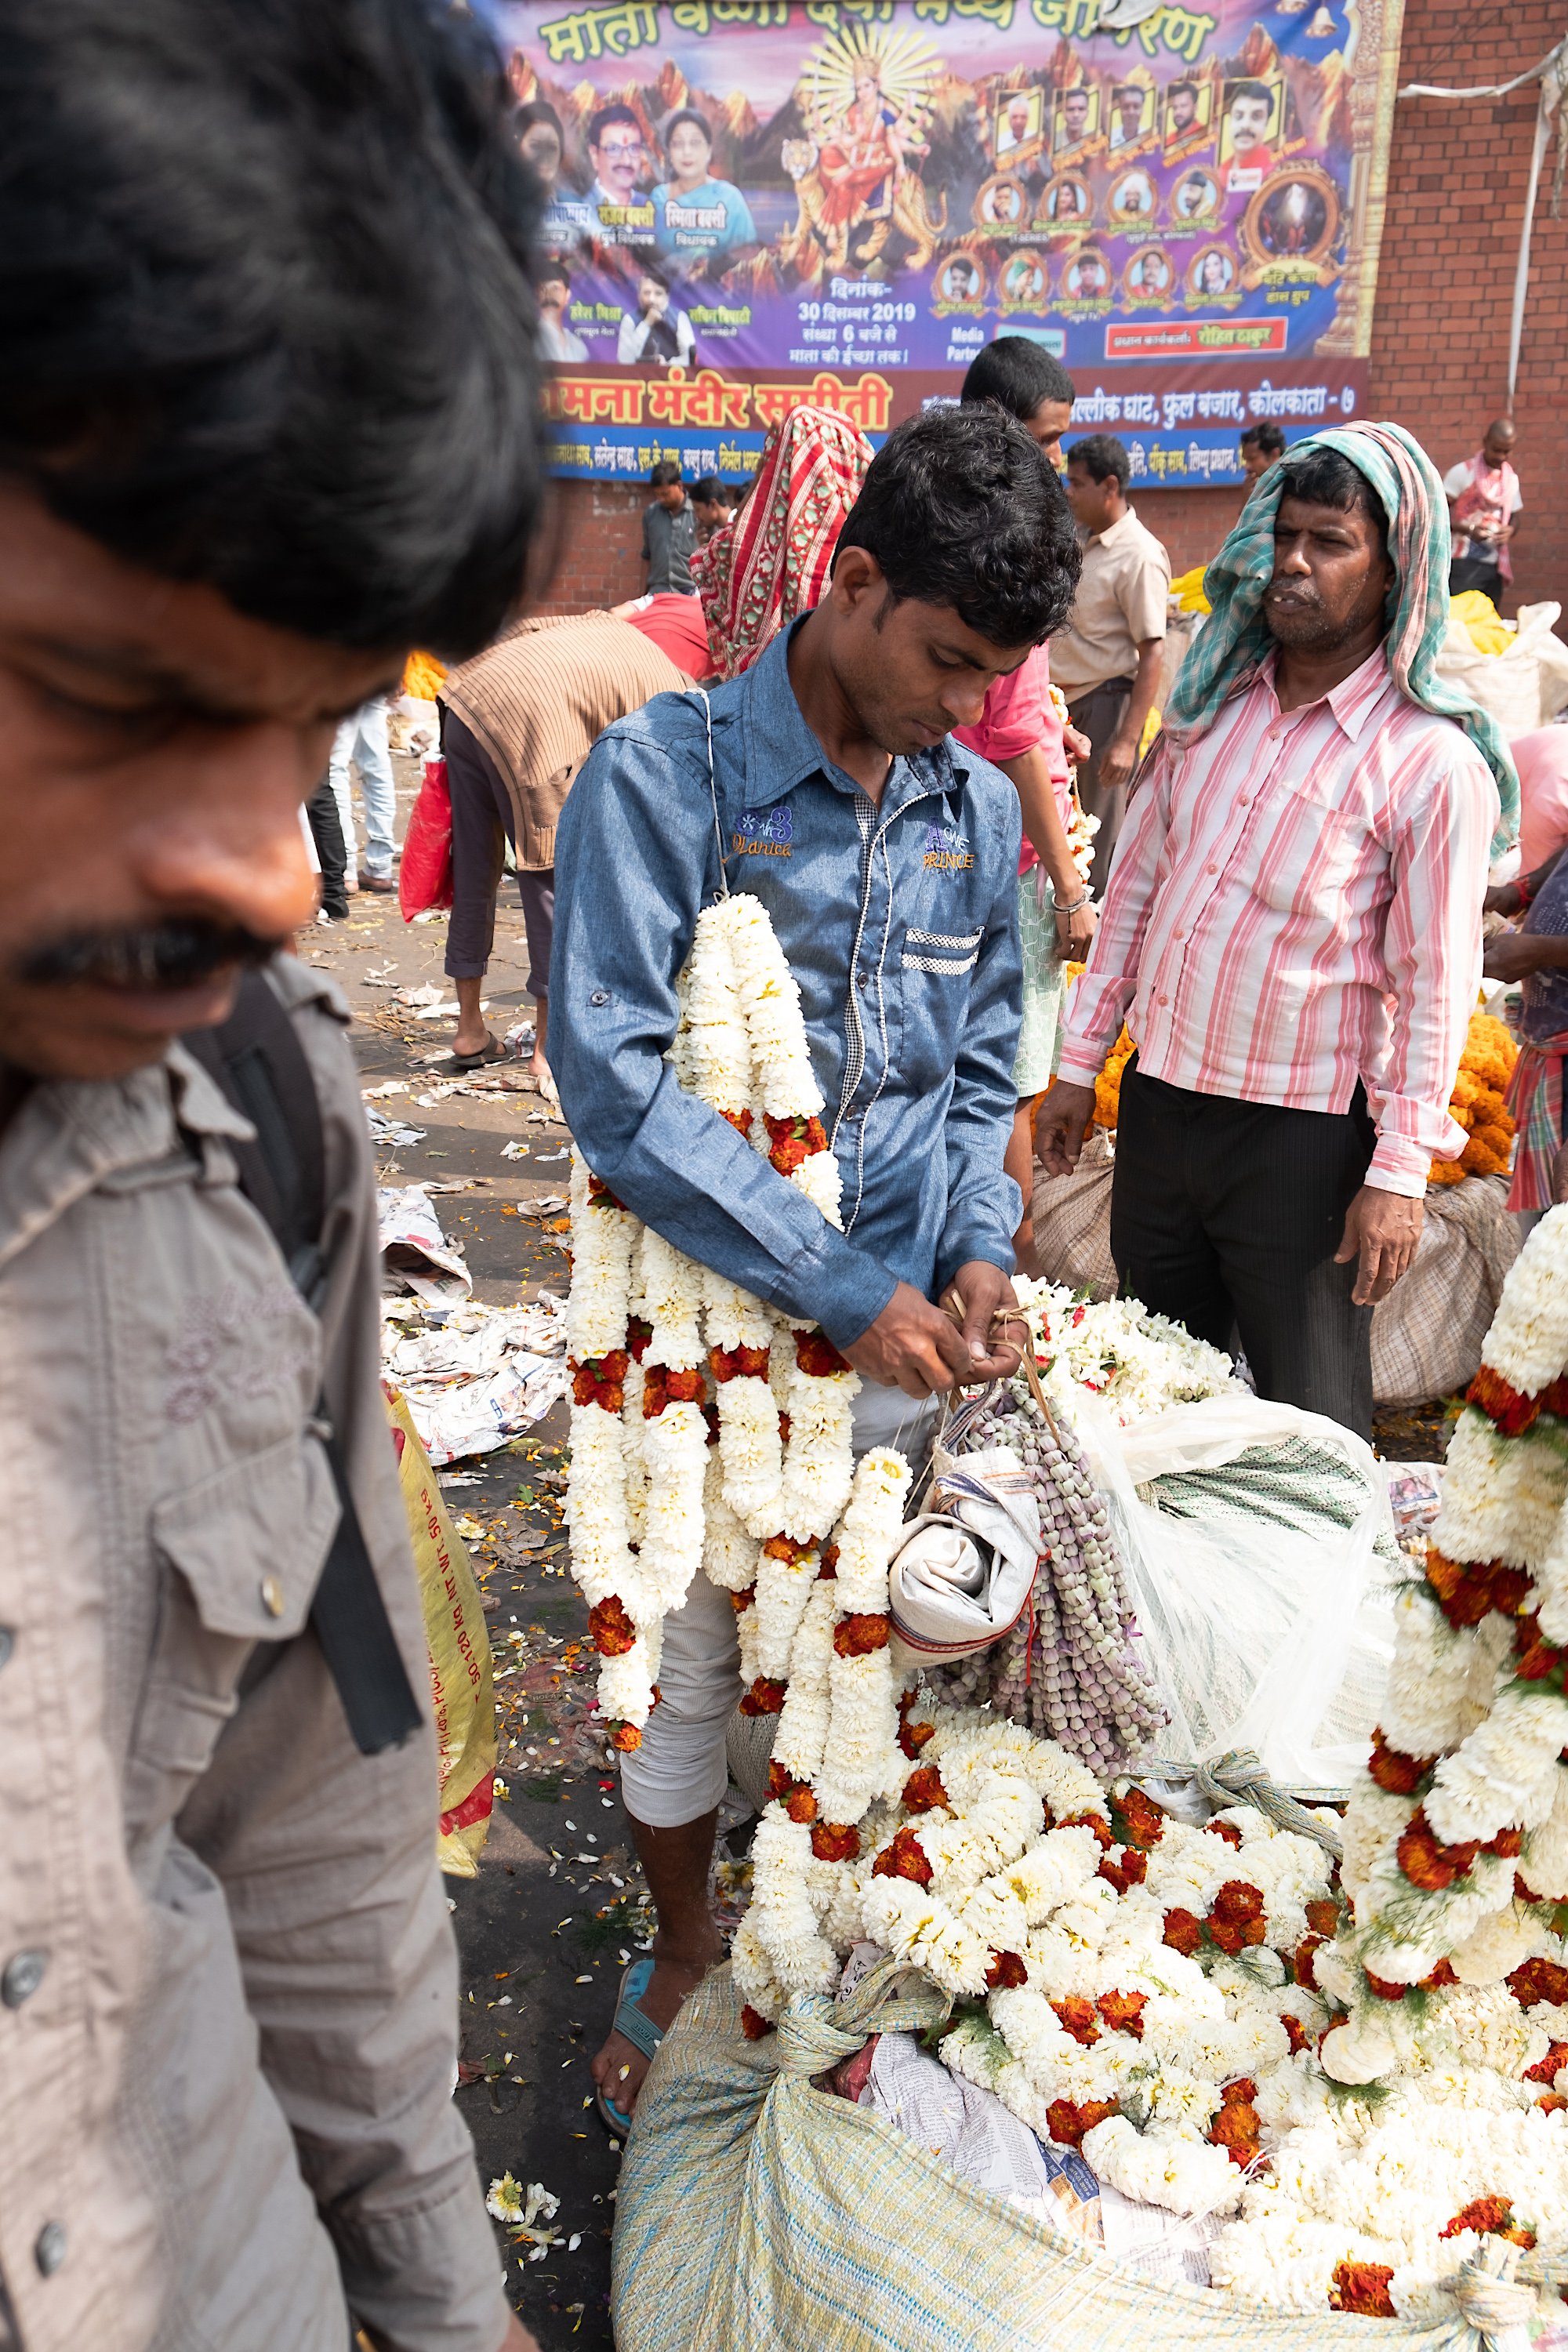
[[586, 101, 654, 238]]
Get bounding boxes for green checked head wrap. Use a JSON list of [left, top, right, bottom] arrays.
[[1163, 420, 1518, 860]]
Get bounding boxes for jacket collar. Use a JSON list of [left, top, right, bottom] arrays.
[[734, 621, 982, 819], [0, 1044, 252, 1276]]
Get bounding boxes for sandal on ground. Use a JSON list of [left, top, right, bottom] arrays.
[[594, 1955, 663, 2136], [447, 1031, 508, 1073]]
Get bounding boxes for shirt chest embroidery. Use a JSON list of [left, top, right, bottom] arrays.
[[924, 820, 975, 873], [733, 805, 793, 858]]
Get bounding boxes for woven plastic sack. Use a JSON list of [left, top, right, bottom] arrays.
[[1370, 1173, 1520, 1408], [613, 1955, 1501, 2352], [1032, 1127, 1117, 1299], [398, 754, 453, 918], [1076, 1392, 1394, 1790], [386, 1386, 496, 1875], [1434, 598, 1568, 733]]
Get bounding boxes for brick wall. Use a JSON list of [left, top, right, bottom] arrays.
[[1368, 0, 1565, 618], [539, 7, 1564, 619]]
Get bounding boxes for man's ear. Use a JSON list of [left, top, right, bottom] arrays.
[[828, 543, 884, 615]]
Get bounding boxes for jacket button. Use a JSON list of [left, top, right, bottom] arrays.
[[590, 989, 609, 1007], [0, 1627, 13, 1671], [2, 1950, 47, 2008], [34, 2222, 66, 2277], [260, 1576, 285, 1620]]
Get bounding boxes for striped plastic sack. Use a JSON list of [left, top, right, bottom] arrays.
[[614, 1958, 1542, 2352]]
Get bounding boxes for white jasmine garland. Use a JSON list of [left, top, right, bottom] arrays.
[[771, 1582, 837, 1784], [1476, 1205, 1568, 1396], [1424, 1685, 1568, 1848]]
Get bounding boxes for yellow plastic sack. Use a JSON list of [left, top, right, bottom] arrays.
[[1167, 564, 1211, 615], [1450, 590, 1513, 657], [386, 1386, 497, 1876]]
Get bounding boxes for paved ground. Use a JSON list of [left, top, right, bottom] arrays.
[[312, 754, 637, 2348]]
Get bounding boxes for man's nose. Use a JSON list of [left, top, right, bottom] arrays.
[[131, 727, 323, 941], [1276, 534, 1313, 575], [939, 677, 990, 727]]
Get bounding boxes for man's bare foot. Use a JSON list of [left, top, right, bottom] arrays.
[[590, 1945, 718, 2125], [526, 1051, 551, 1087]]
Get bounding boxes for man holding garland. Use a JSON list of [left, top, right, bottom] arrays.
[[551, 407, 1081, 2122]]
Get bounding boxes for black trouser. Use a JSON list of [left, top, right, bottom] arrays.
[[441, 711, 554, 993], [1110, 1062, 1377, 1439], [305, 775, 349, 917], [1065, 676, 1134, 902], [1449, 553, 1504, 598]]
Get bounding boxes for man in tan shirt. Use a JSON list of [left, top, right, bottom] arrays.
[[0, 2, 547, 2346], [1054, 434, 1171, 894], [439, 614, 695, 1079]]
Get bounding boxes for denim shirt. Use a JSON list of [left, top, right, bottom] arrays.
[[550, 624, 1023, 1348]]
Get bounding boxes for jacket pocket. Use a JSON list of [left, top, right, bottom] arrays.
[[892, 925, 985, 1093], [128, 1432, 340, 1819]]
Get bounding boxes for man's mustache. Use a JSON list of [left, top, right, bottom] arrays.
[[18, 917, 281, 992]]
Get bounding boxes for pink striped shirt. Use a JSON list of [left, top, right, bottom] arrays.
[[1057, 648, 1500, 1197]]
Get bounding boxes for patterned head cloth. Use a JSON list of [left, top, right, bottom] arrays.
[[693, 404, 874, 681], [1164, 419, 1518, 859]]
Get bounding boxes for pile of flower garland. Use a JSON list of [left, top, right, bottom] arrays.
[[1428, 1009, 1519, 1188], [1326, 1210, 1568, 2046], [737, 1687, 1568, 2318], [1011, 1277, 1236, 1425], [565, 891, 911, 1780]]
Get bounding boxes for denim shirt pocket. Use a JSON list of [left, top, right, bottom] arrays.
[[891, 917, 988, 1094]]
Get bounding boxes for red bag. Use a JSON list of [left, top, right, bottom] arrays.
[[399, 756, 453, 918]]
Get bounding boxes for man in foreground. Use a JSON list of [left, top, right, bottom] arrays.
[[551, 407, 1080, 2124], [1038, 426, 1514, 1438], [0, 2, 548, 2344], [1054, 434, 1169, 895]]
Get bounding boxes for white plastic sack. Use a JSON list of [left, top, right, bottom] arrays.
[[1435, 598, 1568, 733], [888, 1443, 1040, 1665], [1073, 1392, 1396, 1790]]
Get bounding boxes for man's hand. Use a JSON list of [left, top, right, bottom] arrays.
[[1034, 1078, 1098, 1178], [1098, 724, 1140, 793], [1054, 898, 1098, 959], [1484, 929, 1568, 984], [841, 1279, 973, 1397], [1064, 722, 1092, 766], [1334, 1184, 1423, 1306], [942, 1259, 1025, 1383]]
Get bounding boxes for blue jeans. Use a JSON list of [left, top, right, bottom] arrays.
[[328, 699, 397, 880]]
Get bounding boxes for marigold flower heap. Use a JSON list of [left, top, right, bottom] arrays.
[[566, 891, 908, 1766]]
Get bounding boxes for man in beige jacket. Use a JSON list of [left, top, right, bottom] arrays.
[[440, 613, 695, 1080], [0, 1, 549, 2347]]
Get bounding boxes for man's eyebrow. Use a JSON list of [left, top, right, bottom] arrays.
[[20, 633, 398, 723]]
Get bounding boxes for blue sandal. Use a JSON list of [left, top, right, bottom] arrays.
[[595, 1955, 664, 2136]]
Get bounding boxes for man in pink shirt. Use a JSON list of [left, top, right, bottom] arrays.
[[1037, 429, 1512, 1435]]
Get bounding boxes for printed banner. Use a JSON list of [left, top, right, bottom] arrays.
[[485, 0, 1399, 485]]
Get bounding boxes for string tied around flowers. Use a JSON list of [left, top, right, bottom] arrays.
[[1138, 1747, 1345, 1861], [765, 1955, 951, 2080], [1442, 2238, 1538, 2348]]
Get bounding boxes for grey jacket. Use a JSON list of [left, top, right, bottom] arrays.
[[0, 957, 504, 2352]]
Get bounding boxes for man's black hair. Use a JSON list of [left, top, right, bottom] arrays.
[[1231, 78, 1273, 107], [1069, 433, 1130, 492], [1, 0, 550, 659], [1240, 421, 1287, 457], [1168, 79, 1199, 103], [834, 406, 1080, 648], [691, 475, 726, 506], [1112, 83, 1143, 103], [1276, 445, 1388, 547], [960, 337, 1076, 423], [649, 459, 683, 488], [588, 102, 643, 147]]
